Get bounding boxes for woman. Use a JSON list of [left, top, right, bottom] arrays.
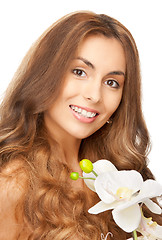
[[0, 11, 161, 239]]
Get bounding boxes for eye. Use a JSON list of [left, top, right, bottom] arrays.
[[104, 79, 119, 89], [72, 69, 86, 77]]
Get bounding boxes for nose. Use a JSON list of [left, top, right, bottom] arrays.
[[83, 79, 102, 103]]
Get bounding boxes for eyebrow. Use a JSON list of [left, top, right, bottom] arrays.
[[77, 57, 95, 69], [76, 57, 125, 76]]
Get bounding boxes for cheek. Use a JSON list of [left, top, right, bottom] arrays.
[[61, 79, 79, 98], [104, 92, 123, 115]]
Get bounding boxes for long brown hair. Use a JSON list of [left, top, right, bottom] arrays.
[[0, 11, 161, 239]]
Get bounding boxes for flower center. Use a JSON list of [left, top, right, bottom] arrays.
[[116, 187, 133, 200], [147, 217, 157, 229]]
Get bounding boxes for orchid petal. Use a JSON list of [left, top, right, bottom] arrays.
[[143, 223, 162, 238], [88, 200, 121, 214], [88, 201, 112, 214], [112, 204, 141, 233], [83, 177, 96, 192], [152, 223, 162, 238], [94, 174, 116, 203], [144, 199, 162, 214], [109, 170, 143, 194], [83, 160, 117, 191], [139, 179, 162, 198], [93, 159, 118, 174]]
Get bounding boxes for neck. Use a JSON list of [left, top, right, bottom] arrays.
[[46, 126, 81, 168], [48, 131, 85, 189], [60, 136, 81, 167]]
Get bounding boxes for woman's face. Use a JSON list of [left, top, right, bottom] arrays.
[[44, 34, 126, 141]]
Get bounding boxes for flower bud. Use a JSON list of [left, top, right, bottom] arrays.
[[79, 159, 93, 173], [70, 172, 79, 180]]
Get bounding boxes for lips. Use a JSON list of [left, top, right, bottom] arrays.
[[69, 105, 99, 123]]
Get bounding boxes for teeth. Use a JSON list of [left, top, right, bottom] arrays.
[[87, 112, 92, 117], [70, 105, 97, 118], [82, 109, 87, 116], [91, 113, 96, 117]]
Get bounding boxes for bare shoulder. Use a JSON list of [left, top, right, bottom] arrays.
[[0, 160, 30, 239], [0, 159, 29, 208]]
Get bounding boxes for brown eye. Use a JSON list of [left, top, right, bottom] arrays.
[[104, 79, 119, 88], [73, 69, 86, 77]]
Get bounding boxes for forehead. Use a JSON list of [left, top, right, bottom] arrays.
[[75, 34, 126, 72]]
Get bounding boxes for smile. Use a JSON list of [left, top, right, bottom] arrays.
[[69, 105, 98, 118]]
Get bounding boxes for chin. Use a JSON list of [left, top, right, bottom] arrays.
[[73, 131, 95, 140]]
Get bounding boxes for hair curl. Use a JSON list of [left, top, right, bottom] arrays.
[[0, 11, 161, 239]]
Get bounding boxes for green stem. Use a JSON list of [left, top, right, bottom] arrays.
[[92, 170, 98, 177], [132, 230, 138, 240], [79, 176, 96, 180]]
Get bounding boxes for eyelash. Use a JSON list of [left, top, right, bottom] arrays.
[[72, 69, 120, 89], [104, 79, 120, 89], [72, 69, 86, 77]]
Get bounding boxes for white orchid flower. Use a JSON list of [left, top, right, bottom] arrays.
[[83, 160, 162, 233], [127, 211, 162, 240], [137, 210, 162, 239]]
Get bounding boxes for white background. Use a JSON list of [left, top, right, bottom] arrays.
[[0, 0, 161, 182]]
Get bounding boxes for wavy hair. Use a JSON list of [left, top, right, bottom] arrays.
[[0, 11, 161, 239]]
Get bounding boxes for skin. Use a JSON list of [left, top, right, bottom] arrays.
[[44, 34, 126, 170]]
